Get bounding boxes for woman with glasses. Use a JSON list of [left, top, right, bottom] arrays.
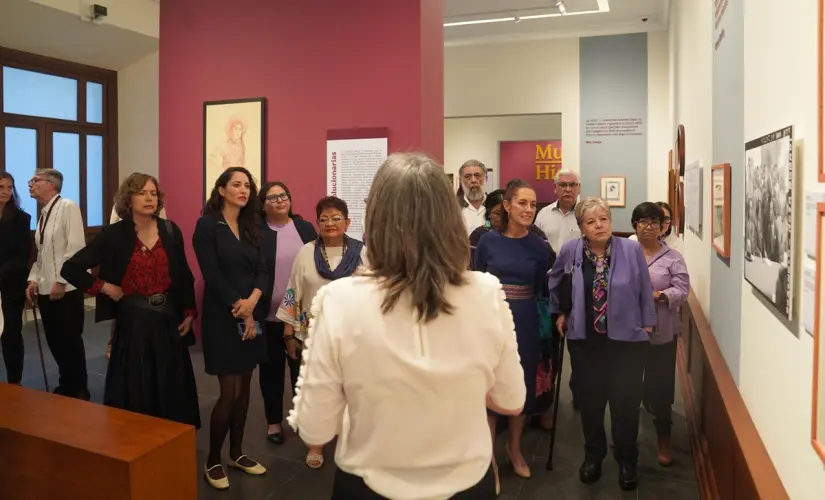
[[258, 181, 317, 445], [630, 202, 689, 466], [629, 202, 682, 254], [276, 196, 367, 469]]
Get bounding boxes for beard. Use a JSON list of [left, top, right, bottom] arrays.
[[466, 186, 484, 202]]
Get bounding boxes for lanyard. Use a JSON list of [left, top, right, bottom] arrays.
[[38, 195, 61, 245]]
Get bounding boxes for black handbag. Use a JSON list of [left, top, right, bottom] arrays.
[[557, 270, 573, 315]]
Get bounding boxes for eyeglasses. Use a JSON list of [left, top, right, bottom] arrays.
[[637, 219, 662, 229], [265, 193, 290, 203], [27, 177, 48, 187], [663, 217, 672, 223], [557, 182, 579, 189], [318, 216, 345, 225], [462, 173, 484, 181]]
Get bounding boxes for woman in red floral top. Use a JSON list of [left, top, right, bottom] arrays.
[[61, 173, 200, 427]]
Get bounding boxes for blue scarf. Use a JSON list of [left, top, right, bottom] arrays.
[[314, 236, 364, 281]]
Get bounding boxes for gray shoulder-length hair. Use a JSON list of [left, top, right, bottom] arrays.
[[364, 152, 468, 322], [574, 196, 612, 225]]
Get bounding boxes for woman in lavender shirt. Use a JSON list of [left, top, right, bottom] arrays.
[[631, 202, 689, 467], [258, 181, 317, 445]]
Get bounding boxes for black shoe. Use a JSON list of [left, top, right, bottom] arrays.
[[267, 432, 285, 445], [579, 461, 602, 484], [618, 463, 639, 491]]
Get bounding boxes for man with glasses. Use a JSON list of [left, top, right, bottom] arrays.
[[457, 159, 488, 234], [535, 169, 582, 253], [25, 169, 90, 400]]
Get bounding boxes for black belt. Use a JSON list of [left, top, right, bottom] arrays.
[[120, 293, 177, 317]]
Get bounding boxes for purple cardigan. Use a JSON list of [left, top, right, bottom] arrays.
[[548, 237, 657, 342]]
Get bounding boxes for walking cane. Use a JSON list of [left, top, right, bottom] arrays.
[[30, 299, 50, 392], [545, 335, 565, 471]]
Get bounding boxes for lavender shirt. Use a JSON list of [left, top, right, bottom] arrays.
[[646, 244, 690, 344], [268, 220, 304, 321]]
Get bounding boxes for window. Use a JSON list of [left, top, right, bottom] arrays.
[[0, 47, 118, 234]]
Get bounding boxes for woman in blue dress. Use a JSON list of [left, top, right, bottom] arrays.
[[475, 179, 552, 489]]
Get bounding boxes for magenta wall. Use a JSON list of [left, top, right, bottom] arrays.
[[499, 140, 563, 203], [159, 0, 444, 248]]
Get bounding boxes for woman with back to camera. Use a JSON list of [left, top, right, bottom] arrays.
[[288, 152, 525, 500], [193, 167, 269, 490], [0, 172, 32, 385], [258, 181, 317, 445], [474, 179, 552, 488], [276, 195, 367, 469], [547, 197, 657, 492], [630, 202, 689, 466], [61, 173, 199, 426]]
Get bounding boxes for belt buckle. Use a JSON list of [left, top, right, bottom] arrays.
[[148, 294, 166, 307]]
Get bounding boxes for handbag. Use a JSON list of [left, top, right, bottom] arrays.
[[557, 270, 573, 315]]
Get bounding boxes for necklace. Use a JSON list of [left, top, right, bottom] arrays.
[[320, 236, 347, 269]]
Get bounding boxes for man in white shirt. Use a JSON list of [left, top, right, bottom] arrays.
[[534, 169, 582, 253], [25, 169, 90, 400], [457, 159, 487, 234]]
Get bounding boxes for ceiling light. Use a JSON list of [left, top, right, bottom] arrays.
[[444, 0, 610, 27], [556, 1, 567, 15], [443, 17, 516, 27]]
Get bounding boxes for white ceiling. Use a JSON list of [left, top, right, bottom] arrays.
[[0, 0, 158, 70], [444, 0, 669, 45]]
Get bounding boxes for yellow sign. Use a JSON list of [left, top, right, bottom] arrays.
[[535, 143, 562, 181]]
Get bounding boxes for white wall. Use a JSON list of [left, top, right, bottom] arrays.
[[738, 0, 825, 497], [118, 50, 159, 182], [29, 0, 159, 38], [444, 34, 669, 201], [669, 0, 713, 315]]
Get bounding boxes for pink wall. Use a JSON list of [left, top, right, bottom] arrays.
[[499, 140, 563, 204], [159, 0, 444, 245]]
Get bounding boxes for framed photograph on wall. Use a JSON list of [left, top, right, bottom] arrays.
[[203, 97, 266, 201], [744, 126, 794, 320], [600, 176, 626, 207], [812, 202, 825, 464], [711, 163, 731, 258]]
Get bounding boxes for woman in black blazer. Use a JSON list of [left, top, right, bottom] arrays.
[[257, 180, 317, 444], [0, 172, 32, 385], [193, 167, 269, 490], [61, 173, 199, 427]]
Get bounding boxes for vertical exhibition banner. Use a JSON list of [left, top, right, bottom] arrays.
[[326, 137, 388, 240], [498, 140, 563, 203]]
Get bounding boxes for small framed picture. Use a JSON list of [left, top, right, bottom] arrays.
[[600, 176, 626, 207], [711, 163, 731, 258]]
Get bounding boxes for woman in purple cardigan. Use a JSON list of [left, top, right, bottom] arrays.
[[547, 197, 657, 492]]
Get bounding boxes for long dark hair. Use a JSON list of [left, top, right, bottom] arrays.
[[0, 172, 22, 223], [484, 189, 505, 222], [259, 180, 295, 218], [204, 167, 261, 246], [656, 201, 674, 237], [500, 179, 533, 231]]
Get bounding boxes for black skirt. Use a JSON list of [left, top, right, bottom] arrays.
[[106, 298, 201, 428]]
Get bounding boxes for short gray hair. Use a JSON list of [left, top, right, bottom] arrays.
[[37, 168, 63, 193], [458, 159, 487, 178], [574, 196, 611, 225], [554, 169, 579, 183]]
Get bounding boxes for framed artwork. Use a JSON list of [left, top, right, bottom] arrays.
[[811, 202, 825, 464], [818, 0, 825, 181], [203, 97, 266, 201], [744, 126, 794, 320], [676, 124, 686, 176], [447, 173, 455, 190], [600, 176, 626, 207], [711, 163, 731, 258]]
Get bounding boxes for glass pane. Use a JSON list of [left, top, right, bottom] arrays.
[[86, 135, 104, 226], [3, 127, 38, 229], [51, 132, 80, 204], [3, 67, 78, 121], [86, 82, 103, 123]]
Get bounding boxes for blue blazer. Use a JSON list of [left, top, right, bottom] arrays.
[[547, 237, 657, 342]]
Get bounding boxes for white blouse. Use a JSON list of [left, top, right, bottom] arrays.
[[288, 272, 525, 500]]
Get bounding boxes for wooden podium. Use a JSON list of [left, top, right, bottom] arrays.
[[0, 383, 197, 499]]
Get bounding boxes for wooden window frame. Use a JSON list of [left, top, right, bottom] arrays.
[[0, 46, 118, 236]]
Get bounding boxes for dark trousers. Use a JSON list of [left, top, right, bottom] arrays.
[[567, 336, 646, 465], [259, 320, 301, 425], [1, 293, 26, 383], [643, 339, 678, 437], [37, 289, 88, 397], [331, 466, 496, 500]]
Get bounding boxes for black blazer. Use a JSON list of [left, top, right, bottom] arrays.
[[259, 216, 317, 317], [61, 217, 198, 344], [0, 209, 32, 297]]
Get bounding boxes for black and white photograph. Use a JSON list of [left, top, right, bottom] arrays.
[[744, 125, 794, 320]]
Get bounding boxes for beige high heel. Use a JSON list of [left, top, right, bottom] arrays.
[[505, 448, 532, 479]]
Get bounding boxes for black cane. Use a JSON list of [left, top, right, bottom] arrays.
[[546, 335, 565, 471], [30, 299, 50, 392]]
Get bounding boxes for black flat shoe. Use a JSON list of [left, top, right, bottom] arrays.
[[579, 461, 602, 484], [618, 463, 638, 491], [267, 432, 285, 445]]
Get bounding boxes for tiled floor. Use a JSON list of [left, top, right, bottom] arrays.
[[5, 312, 700, 499]]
